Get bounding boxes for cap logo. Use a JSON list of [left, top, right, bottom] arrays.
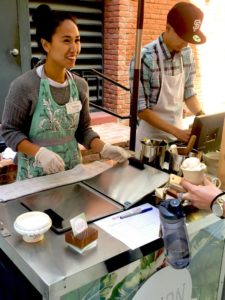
[[193, 19, 201, 32], [193, 35, 201, 43]]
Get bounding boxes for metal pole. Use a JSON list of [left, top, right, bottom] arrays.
[[129, 0, 144, 151]]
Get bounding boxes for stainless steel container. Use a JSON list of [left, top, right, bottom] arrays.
[[140, 139, 167, 168], [171, 154, 186, 175]]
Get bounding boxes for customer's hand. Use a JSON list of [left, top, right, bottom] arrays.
[[181, 177, 222, 210], [100, 144, 130, 163], [35, 147, 65, 174]]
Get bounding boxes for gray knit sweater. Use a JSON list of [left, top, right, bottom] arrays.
[[1, 68, 99, 152]]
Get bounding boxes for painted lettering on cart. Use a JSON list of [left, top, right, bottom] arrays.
[[132, 267, 192, 300], [160, 283, 185, 300]]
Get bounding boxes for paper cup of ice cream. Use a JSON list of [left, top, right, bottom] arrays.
[[181, 157, 207, 185], [14, 211, 52, 243]]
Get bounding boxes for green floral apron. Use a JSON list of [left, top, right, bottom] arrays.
[[17, 70, 82, 180]]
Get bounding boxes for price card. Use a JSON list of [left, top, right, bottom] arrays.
[[70, 213, 88, 236]]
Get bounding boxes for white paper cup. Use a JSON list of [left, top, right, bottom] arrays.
[[181, 167, 206, 185]]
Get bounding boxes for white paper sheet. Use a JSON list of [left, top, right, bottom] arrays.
[[95, 203, 161, 250], [0, 161, 112, 202]]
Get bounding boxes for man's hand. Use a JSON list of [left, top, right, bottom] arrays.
[[138, 109, 192, 142], [173, 128, 192, 143], [35, 147, 65, 174]]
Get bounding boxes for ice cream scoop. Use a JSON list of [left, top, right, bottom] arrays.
[[181, 157, 206, 171]]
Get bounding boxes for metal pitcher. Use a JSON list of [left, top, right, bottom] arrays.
[[140, 139, 168, 168]]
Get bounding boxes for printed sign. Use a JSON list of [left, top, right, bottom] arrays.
[[132, 266, 192, 300]]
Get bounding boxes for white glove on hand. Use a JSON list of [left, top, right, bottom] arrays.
[[100, 144, 130, 163], [35, 147, 65, 174]]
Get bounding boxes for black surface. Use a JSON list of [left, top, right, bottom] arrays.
[[191, 112, 225, 152], [44, 209, 64, 230], [128, 156, 145, 170], [0, 141, 6, 153], [104, 237, 164, 273]]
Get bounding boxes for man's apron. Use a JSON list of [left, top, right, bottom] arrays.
[[17, 69, 82, 180], [136, 38, 185, 154]]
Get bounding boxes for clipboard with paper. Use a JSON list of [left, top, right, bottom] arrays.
[[94, 203, 161, 250]]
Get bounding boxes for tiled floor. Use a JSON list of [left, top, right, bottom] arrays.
[[90, 112, 130, 146], [92, 122, 130, 146], [90, 111, 117, 125]]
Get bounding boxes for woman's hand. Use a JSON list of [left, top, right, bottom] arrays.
[[100, 144, 130, 163], [35, 147, 65, 174]]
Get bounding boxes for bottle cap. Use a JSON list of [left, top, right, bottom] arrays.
[[158, 198, 185, 220]]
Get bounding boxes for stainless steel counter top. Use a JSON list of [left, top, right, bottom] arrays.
[[0, 162, 168, 299], [83, 161, 169, 207]]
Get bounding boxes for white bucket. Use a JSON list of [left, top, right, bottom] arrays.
[[203, 151, 220, 176]]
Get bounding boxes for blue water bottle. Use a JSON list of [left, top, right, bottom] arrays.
[[158, 198, 191, 269]]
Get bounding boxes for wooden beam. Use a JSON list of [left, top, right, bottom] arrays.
[[217, 119, 225, 189]]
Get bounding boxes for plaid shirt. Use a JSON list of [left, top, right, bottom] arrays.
[[129, 34, 197, 112]]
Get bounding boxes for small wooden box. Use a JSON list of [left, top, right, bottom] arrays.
[[65, 227, 98, 249]]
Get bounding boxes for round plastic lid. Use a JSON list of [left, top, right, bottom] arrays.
[[14, 211, 52, 236]]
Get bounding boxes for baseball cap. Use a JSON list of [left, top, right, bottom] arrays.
[[167, 2, 206, 44]]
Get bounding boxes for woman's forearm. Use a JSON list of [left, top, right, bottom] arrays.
[[17, 139, 40, 157]]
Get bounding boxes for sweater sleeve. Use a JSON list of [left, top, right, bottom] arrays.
[[0, 70, 39, 151]]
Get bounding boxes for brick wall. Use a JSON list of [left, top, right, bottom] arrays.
[[103, 0, 136, 116], [103, 0, 207, 115]]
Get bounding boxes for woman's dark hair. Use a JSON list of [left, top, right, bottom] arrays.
[[32, 4, 77, 53]]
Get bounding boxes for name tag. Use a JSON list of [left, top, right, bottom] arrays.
[[66, 101, 82, 114]]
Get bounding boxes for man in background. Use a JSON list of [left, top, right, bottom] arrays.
[[130, 2, 205, 153]]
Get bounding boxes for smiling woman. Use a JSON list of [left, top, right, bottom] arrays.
[[33, 5, 81, 82], [0, 4, 129, 181]]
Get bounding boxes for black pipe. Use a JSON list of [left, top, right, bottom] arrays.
[[90, 69, 130, 91], [129, 0, 144, 151]]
